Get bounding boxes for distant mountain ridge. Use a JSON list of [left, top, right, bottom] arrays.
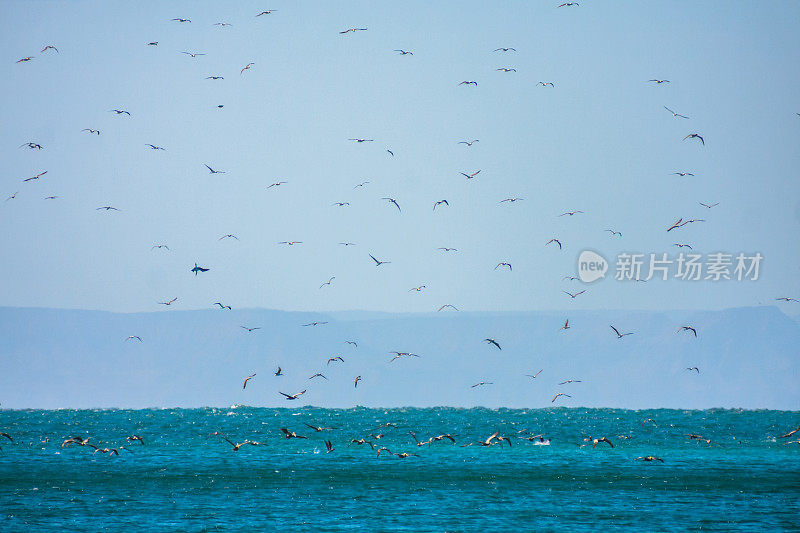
[[0, 306, 798, 410]]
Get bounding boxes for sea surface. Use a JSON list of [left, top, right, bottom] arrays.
[[1, 407, 798, 531]]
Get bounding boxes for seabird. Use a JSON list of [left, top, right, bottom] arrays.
[[484, 338, 502, 350], [191, 263, 209, 275], [610, 325, 633, 338], [242, 373, 256, 389], [279, 390, 307, 400]]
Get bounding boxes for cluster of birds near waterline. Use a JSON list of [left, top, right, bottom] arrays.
[[3, 423, 799, 463], [6, 6, 800, 412]]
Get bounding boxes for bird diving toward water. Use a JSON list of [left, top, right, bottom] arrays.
[[191, 263, 209, 275], [213, 302, 231, 310], [683, 133, 704, 145], [610, 325, 634, 339], [204, 164, 225, 174], [433, 200, 449, 210], [484, 338, 502, 350], [546, 238, 562, 249], [564, 290, 586, 299], [279, 390, 307, 400], [678, 326, 698, 337], [158, 297, 177, 306], [460, 170, 481, 179], [664, 106, 689, 119], [438, 304, 459, 312], [242, 374, 256, 389], [369, 253, 391, 266], [459, 81, 478, 86], [381, 197, 401, 211], [340, 27, 367, 34], [495, 262, 512, 271]]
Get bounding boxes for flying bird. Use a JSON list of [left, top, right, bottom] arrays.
[[460, 170, 481, 179], [345, 340, 358, 347], [145, 144, 165, 150], [394, 49, 413, 55], [96, 205, 120, 211], [354, 376, 362, 388], [327, 356, 344, 365], [683, 133, 704, 145], [699, 202, 719, 209], [559, 379, 582, 385], [560, 210, 583, 216], [109, 109, 131, 115], [274, 367, 283, 376], [484, 338, 502, 350], [458, 81, 478, 86], [369, 253, 391, 266], [674, 243, 693, 249], [526, 370, 543, 379], [381, 197, 401, 211], [151, 244, 169, 250], [279, 241, 302, 245], [219, 234, 238, 241], [409, 285, 426, 292], [459, 140, 479, 146], [558, 2, 579, 6], [546, 239, 562, 249], [240, 326, 260, 332], [500, 197, 523, 203], [171, 18, 191, 22], [495, 262, 512, 271], [664, 106, 689, 119], [40, 45, 58, 53], [673, 172, 694, 176], [82, 128, 100, 135], [552, 393, 571, 402], [561, 319, 570, 330], [537, 81, 554, 87], [204, 164, 225, 174], [158, 297, 178, 306], [686, 367, 700, 373], [181, 51, 206, 58], [340, 28, 367, 34], [332, 202, 350, 207], [471, 382, 493, 388], [354, 181, 370, 188], [126, 336, 142, 342], [24, 170, 47, 182], [320, 276, 335, 288], [279, 390, 307, 400], [610, 325, 633, 338], [438, 247, 458, 252], [213, 302, 231, 310], [775, 297, 799, 303], [20, 142, 42, 149], [301, 321, 328, 327], [494, 47, 516, 52], [606, 229, 622, 237], [349, 138, 373, 143], [267, 181, 287, 188], [497, 67, 517, 72], [191, 263, 209, 275], [438, 304, 459, 312], [309, 373, 328, 380], [678, 326, 697, 337], [240, 63, 254, 74], [563, 290, 586, 299], [206, 76, 224, 80], [16, 57, 34, 63], [433, 200, 449, 210], [242, 374, 256, 389], [636, 456, 665, 463], [256, 10, 276, 16], [649, 79, 669, 84]]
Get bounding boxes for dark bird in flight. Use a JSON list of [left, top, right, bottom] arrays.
[[459, 139, 479, 146], [213, 302, 231, 310], [204, 164, 225, 174], [309, 373, 328, 380], [673, 172, 694, 176], [267, 181, 287, 188], [537, 81, 555, 87], [256, 10, 276, 16], [301, 321, 328, 327], [349, 138, 373, 143], [495, 262, 512, 271], [699, 202, 719, 209], [494, 47, 516, 52], [560, 210, 583, 216], [158, 297, 177, 306], [280, 428, 307, 439], [152, 244, 169, 250], [219, 234, 238, 241], [16, 57, 34, 63], [460, 170, 481, 179], [126, 335, 142, 342], [394, 49, 413, 55], [126, 435, 145, 445], [279, 390, 307, 400], [320, 276, 335, 288], [381, 197, 401, 211], [683, 133, 704, 145], [96, 205, 120, 211], [438, 304, 459, 312], [664, 106, 689, 119], [274, 367, 283, 376], [44, 196, 58, 200], [610, 325, 634, 338], [500, 198, 523, 203], [497, 67, 517, 72], [354, 181, 370, 188], [649, 79, 669, 84], [386, 149, 394, 156], [458, 81, 478, 86], [240, 63, 254, 74], [240, 326, 260, 332], [433, 199, 449, 210], [526, 369, 543, 379], [171, 18, 191, 22], [109, 109, 131, 115], [243, 374, 256, 389], [778, 427, 800, 439], [546, 238, 562, 249], [686, 367, 700, 373], [666, 218, 684, 232], [558, 2, 579, 6], [340, 28, 367, 34], [674, 243, 693, 249], [181, 51, 206, 58], [332, 202, 350, 207], [147, 42, 158, 46], [354, 375, 362, 388], [591, 437, 614, 448], [345, 340, 358, 347], [471, 381, 493, 388], [82, 128, 100, 135], [552, 393, 571, 402], [776, 297, 799, 303], [41, 45, 59, 53], [305, 423, 336, 432], [369, 253, 391, 266], [559, 379, 582, 385], [561, 319, 570, 330], [279, 241, 302, 245], [145, 144, 165, 150], [484, 338, 502, 350], [206, 76, 224, 80], [24, 170, 47, 182], [678, 326, 698, 337], [327, 356, 344, 365], [20, 142, 42, 150], [606, 229, 622, 237], [191, 263, 209, 275], [438, 247, 458, 252], [564, 290, 586, 299]]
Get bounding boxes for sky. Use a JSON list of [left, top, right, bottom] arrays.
[[2, 1, 800, 316]]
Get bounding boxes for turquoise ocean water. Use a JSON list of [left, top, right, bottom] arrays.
[[1, 407, 798, 531]]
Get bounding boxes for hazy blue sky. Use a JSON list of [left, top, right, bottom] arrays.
[[2, 1, 799, 315]]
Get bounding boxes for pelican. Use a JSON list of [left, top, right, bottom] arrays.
[[563, 290, 586, 298], [20, 142, 42, 149], [96, 206, 120, 211], [500, 198, 523, 203], [484, 338, 502, 350], [267, 182, 287, 190], [219, 234, 238, 241], [191, 263, 209, 275], [126, 435, 144, 445], [678, 326, 697, 337], [459, 140, 479, 146], [305, 423, 336, 432], [204, 164, 225, 174], [699, 202, 719, 209], [40, 45, 58, 53], [409, 285, 426, 292], [354, 181, 370, 188], [126, 335, 142, 342], [592, 437, 614, 448], [559, 379, 582, 385], [158, 297, 177, 306], [242, 373, 256, 389], [458, 81, 478, 86], [147, 42, 158, 46], [280, 428, 307, 439], [213, 22, 232, 27], [776, 297, 799, 302], [345, 340, 358, 347], [438, 247, 458, 252], [221, 437, 262, 452], [552, 393, 571, 403], [206, 76, 224, 80], [24, 170, 47, 182], [433, 200, 449, 210], [354, 376, 362, 388], [325, 440, 334, 453], [558, 2, 579, 6], [279, 241, 302, 245], [381, 197, 401, 211], [240, 326, 260, 332], [546, 239, 562, 249], [610, 325, 633, 338], [666, 218, 684, 231], [332, 202, 350, 207], [240, 63, 254, 74], [686, 434, 711, 444], [151, 244, 169, 250], [460, 170, 481, 179], [683, 133, 704, 145], [438, 304, 459, 311], [349, 438, 373, 448], [340, 28, 367, 34], [606, 229, 622, 237], [664, 106, 689, 118], [369, 253, 390, 266], [495, 262, 512, 271], [274, 367, 283, 376], [636, 456, 664, 462], [778, 427, 799, 439], [279, 390, 307, 400], [213, 302, 231, 310], [394, 49, 413, 55], [674, 243, 693, 249]]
